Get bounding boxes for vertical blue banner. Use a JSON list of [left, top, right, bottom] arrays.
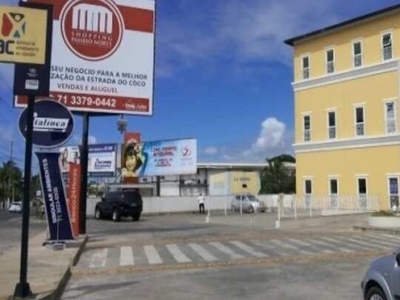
[[36, 152, 74, 241]]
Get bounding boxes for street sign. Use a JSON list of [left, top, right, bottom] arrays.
[[0, 5, 48, 64], [14, 0, 156, 115], [19, 99, 74, 148]]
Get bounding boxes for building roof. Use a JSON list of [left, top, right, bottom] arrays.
[[284, 3, 400, 46]]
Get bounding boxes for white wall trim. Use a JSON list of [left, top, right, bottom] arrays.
[[294, 134, 400, 153], [386, 173, 400, 176], [327, 174, 340, 178], [292, 59, 398, 92]]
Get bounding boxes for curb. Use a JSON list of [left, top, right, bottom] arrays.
[[38, 235, 89, 300], [353, 225, 400, 235]]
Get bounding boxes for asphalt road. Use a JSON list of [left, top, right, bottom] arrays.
[[63, 257, 372, 300], [0, 211, 46, 256], [61, 213, 395, 300]]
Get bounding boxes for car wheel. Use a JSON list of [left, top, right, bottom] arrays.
[[112, 209, 120, 222], [95, 208, 102, 220], [248, 206, 254, 213], [366, 286, 387, 300], [132, 214, 140, 222], [231, 205, 235, 212]]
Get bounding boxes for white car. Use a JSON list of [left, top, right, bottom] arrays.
[[8, 202, 22, 213], [231, 194, 266, 213]]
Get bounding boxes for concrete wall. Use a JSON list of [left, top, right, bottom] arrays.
[[86, 194, 295, 216]]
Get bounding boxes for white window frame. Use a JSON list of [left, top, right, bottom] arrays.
[[352, 39, 363, 68], [383, 99, 397, 135], [326, 109, 337, 140], [354, 104, 365, 137], [325, 47, 335, 74], [387, 176, 400, 209], [381, 31, 393, 61], [302, 114, 311, 142], [301, 53, 310, 80]]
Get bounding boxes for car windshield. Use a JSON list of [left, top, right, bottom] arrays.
[[246, 195, 258, 202]]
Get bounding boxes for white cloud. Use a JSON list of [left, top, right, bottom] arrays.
[[204, 146, 218, 155], [251, 118, 286, 153], [222, 154, 234, 161], [88, 135, 97, 144]]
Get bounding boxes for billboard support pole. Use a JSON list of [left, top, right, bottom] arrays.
[[14, 95, 35, 298], [79, 112, 90, 235]]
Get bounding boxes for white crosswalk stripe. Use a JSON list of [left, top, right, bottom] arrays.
[[308, 238, 352, 253], [270, 239, 313, 255], [166, 244, 191, 263], [364, 234, 400, 246], [287, 238, 331, 253], [250, 239, 289, 257], [120, 246, 134, 266], [381, 234, 400, 241], [346, 238, 388, 250], [189, 243, 217, 262], [144, 245, 163, 265], [353, 236, 398, 249], [318, 237, 354, 253], [229, 241, 268, 258], [209, 242, 244, 259], [89, 248, 108, 268]]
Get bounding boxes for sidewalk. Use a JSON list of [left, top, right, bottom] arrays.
[[0, 231, 87, 300]]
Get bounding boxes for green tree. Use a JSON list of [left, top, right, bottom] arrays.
[[260, 154, 296, 194], [0, 160, 23, 202]]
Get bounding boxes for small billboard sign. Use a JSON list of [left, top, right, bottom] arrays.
[[14, 0, 156, 115], [121, 138, 197, 178]]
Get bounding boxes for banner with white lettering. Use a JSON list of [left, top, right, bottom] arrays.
[[36, 152, 74, 241]]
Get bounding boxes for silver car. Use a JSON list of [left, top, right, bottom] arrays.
[[361, 247, 400, 300], [231, 194, 265, 213]]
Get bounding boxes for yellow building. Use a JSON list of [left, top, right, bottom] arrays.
[[284, 4, 400, 210]]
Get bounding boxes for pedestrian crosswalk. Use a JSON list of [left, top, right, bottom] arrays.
[[78, 233, 400, 270]]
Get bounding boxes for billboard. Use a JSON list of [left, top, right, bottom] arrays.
[[15, 0, 156, 115], [88, 143, 116, 176], [60, 143, 116, 176], [121, 138, 197, 178], [0, 5, 48, 64]]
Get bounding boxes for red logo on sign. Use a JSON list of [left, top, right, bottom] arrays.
[[182, 146, 191, 157], [60, 0, 124, 61]]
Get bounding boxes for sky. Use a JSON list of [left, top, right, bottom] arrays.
[[0, 0, 400, 168]]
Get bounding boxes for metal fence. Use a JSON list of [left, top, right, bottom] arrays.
[[276, 194, 380, 220]]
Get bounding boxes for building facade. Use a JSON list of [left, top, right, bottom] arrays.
[[285, 4, 400, 210]]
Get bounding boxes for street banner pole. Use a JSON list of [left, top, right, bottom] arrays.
[[14, 95, 35, 298], [79, 113, 90, 235]]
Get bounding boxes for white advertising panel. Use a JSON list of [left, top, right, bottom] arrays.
[[60, 143, 116, 175], [121, 138, 197, 177], [88, 144, 117, 176], [16, 0, 155, 115]]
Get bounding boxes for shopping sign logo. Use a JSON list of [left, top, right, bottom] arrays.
[[1, 12, 26, 38], [33, 113, 70, 133], [60, 0, 124, 61], [181, 146, 191, 157]]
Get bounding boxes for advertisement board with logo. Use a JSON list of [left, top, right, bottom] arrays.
[[14, 0, 156, 115], [19, 99, 74, 148], [0, 5, 48, 64], [60, 144, 116, 176], [121, 138, 197, 178], [88, 143, 116, 176]]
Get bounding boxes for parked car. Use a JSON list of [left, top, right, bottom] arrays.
[[95, 189, 143, 222], [361, 247, 400, 300], [231, 194, 266, 213], [8, 202, 22, 213]]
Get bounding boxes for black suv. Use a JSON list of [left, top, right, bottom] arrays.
[[94, 190, 143, 222]]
